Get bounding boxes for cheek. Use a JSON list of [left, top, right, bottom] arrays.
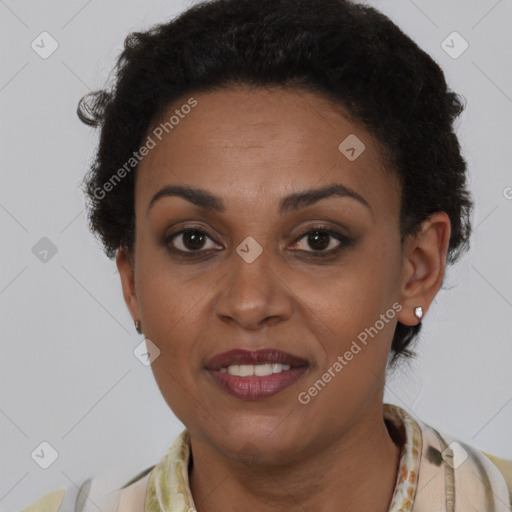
[[136, 272, 209, 396], [294, 240, 401, 372], [307, 290, 397, 377], [137, 259, 214, 334], [299, 245, 399, 328]]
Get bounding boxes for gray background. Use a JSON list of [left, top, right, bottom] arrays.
[[1, 0, 511, 509]]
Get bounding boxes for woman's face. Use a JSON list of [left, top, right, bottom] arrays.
[[118, 85, 423, 464]]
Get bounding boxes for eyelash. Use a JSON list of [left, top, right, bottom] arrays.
[[163, 224, 353, 259]]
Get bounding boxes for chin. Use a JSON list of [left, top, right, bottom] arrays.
[[227, 439, 301, 467], [210, 422, 307, 467]]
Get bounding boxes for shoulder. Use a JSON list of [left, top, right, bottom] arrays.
[[482, 451, 512, 504], [19, 466, 155, 512], [414, 413, 512, 510], [19, 489, 66, 512], [116, 466, 154, 510]]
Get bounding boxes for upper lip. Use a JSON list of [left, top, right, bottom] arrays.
[[206, 349, 309, 371]]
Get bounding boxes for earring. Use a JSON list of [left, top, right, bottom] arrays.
[[135, 320, 143, 334], [414, 306, 423, 323]]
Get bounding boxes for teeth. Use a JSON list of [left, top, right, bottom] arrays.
[[221, 363, 291, 376], [239, 364, 254, 377], [255, 364, 273, 376]]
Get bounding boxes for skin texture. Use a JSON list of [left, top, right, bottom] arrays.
[[116, 85, 451, 512]]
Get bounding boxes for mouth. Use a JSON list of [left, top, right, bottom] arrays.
[[205, 349, 309, 400]]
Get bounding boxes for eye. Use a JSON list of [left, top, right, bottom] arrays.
[[165, 228, 221, 253], [289, 226, 352, 255], [164, 225, 353, 258]]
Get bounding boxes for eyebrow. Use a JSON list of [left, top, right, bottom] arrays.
[[146, 182, 370, 216]]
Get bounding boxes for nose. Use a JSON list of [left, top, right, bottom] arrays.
[[214, 239, 293, 330]]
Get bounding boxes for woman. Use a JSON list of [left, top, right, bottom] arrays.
[[21, 0, 512, 510]]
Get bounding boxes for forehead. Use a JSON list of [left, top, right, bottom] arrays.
[[135, 86, 400, 219]]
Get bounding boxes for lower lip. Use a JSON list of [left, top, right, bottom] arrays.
[[207, 367, 308, 400]]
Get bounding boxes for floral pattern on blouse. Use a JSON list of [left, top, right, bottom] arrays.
[[383, 403, 422, 511]]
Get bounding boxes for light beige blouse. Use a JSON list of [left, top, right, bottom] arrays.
[[21, 403, 512, 512]]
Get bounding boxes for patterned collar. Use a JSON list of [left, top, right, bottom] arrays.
[[383, 403, 422, 511], [21, 403, 511, 511], [143, 403, 423, 512]]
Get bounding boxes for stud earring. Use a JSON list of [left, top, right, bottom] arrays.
[[135, 320, 143, 334], [414, 306, 423, 324]]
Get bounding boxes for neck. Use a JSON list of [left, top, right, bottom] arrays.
[[188, 403, 403, 512]]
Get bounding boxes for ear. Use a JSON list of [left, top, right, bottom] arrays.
[[115, 247, 141, 324], [397, 212, 451, 326]]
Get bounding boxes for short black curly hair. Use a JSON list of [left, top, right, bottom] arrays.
[[78, 0, 472, 368]]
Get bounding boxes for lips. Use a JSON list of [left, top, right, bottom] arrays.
[[205, 349, 309, 400]]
